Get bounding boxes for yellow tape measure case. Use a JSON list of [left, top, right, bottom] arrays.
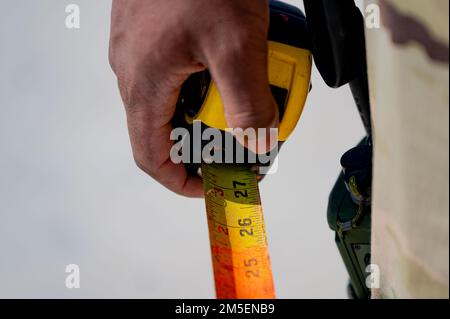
[[173, 1, 312, 172]]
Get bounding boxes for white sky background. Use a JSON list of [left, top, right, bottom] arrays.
[[0, 1, 365, 298]]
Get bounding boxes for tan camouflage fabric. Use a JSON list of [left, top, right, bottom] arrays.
[[365, 0, 449, 298]]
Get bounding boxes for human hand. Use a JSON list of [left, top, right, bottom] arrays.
[[109, 0, 278, 197]]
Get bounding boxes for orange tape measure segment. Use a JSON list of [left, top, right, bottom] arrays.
[[202, 164, 275, 299]]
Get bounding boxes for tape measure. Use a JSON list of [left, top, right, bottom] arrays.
[[202, 163, 274, 299], [174, 1, 311, 299]]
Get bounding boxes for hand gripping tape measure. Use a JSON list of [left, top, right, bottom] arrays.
[[174, 1, 312, 299]]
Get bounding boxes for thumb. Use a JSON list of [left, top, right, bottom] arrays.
[[206, 37, 279, 154]]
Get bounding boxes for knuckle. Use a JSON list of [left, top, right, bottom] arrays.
[[133, 156, 149, 174], [117, 77, 138, 110], [217, 30, 253, 60], [115, 64, 158, 112], [132, 152, 156, 177]]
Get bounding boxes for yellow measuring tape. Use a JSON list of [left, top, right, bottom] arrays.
[[202, 163, 275, 299]]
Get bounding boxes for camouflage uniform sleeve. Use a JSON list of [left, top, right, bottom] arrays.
[[365, 0, 449, 298]]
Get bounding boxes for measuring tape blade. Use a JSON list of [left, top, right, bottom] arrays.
[[202, 163, 275, 299]]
